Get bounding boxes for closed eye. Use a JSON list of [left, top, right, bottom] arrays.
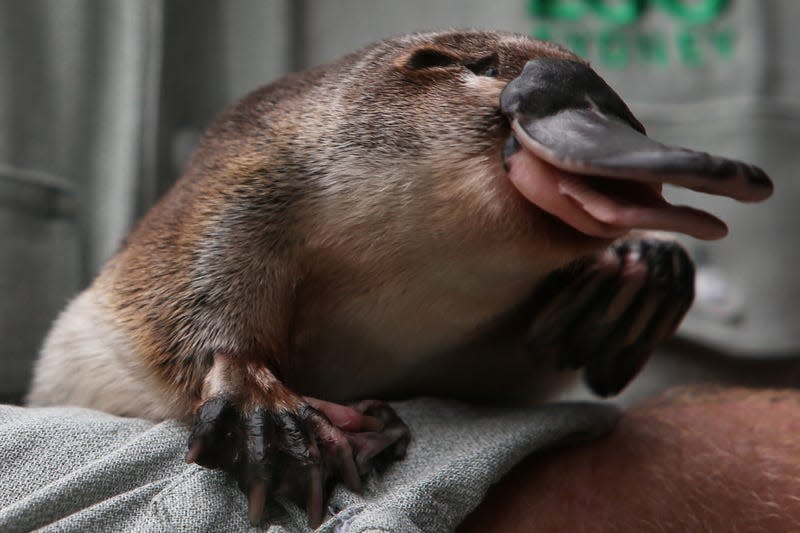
[[466, 54, 499, 77]]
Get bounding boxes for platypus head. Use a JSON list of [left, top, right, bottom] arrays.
[[330, 30, 772, 252], [248, 30, 775, 275]]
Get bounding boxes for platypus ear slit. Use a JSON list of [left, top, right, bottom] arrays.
[[396, 46, 461, 72]]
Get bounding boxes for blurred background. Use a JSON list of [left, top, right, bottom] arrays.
[[1, 0, 798, 403]]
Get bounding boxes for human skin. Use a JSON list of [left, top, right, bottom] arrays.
[[459, 387, 800, 532]]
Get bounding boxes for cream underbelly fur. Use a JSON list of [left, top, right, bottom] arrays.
[[27, 289, 191, 420]]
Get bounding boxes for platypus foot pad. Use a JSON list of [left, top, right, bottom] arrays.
[[185, 394, 410, 528], [527, 238, 694, 397]]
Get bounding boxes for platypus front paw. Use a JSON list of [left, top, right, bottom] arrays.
[[185, 380, 409, 527], [527, 237, 695, 396]]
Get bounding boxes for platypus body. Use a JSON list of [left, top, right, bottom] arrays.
[[27, 30, 772, 525]]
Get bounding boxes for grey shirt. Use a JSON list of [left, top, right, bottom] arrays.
[[0, 401, 617, 532]]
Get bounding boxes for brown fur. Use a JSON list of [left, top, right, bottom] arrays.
[[29, 30, 609, 418]]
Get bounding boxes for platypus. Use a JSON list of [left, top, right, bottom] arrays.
[[27, 30, 773, 526]]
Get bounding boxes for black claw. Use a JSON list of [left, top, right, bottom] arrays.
[[585, 344, 649, 397], [556, 276, 626, 370], [337, 444, 363, 493], [186, 396, 237, 469], [275, 410, 314, 463], [306, 462, 324, 528], [185, 440, 204, 464], [314, 418, 362, 493], [248, 478, 268, 526]]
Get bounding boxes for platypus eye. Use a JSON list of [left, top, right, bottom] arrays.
[[466, 54, 499, 77]]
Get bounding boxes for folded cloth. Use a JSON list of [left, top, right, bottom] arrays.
[[0, 400, 617, 533]]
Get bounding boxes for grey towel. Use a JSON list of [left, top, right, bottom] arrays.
[[0, 400, 617, 533]]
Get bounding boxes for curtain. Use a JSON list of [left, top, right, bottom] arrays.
[[0, 0, 289, 400]]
